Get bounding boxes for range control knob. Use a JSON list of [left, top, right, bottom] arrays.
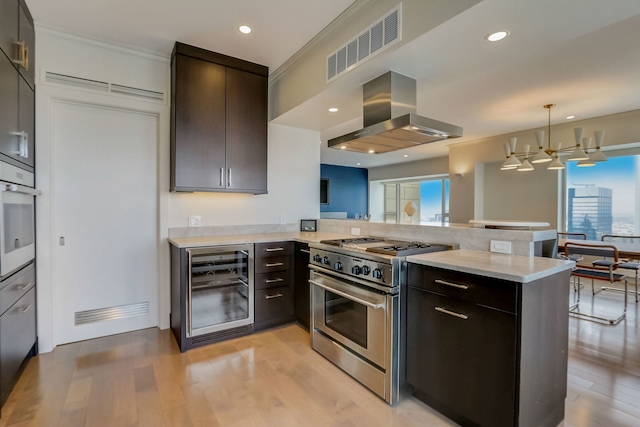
[[361, 265, 371, 275], [351, 265, 361, 275], [334, 261, 343, 271], [322, 256, 330, 265], [313, 254, 321, 262], [372, 268, 383, 279]]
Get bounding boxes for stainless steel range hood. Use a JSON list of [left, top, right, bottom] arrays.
[[328, 71, 463, 154]]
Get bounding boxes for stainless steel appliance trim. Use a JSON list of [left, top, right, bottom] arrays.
[[310, 271, 387, 369], [308, 263, 397, 294], [186, 244, 254, 338], [435, 306, 469, 320], [0, 179, 36, 277], [309, 278, 385, 309], [435, 279, 469, 290]]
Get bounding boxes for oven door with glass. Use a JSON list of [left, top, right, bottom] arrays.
[[310, 270, 388, 369], [0, 182, 38, 277]]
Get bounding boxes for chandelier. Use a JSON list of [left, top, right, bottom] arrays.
[[501, 104, 607, 171]]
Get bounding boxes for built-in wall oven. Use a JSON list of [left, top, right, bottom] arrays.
[[0, 161, 39, 278], [309, 238, 449, 405]]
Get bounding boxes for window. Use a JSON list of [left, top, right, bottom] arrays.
[[565, 155, 639, 238], [383, 178, 449, 224]]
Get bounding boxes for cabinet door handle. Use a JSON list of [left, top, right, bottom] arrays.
[[220, 168, 224, 187], [265, 278, 284, 284], [265, 247, 284, 252], [19, 304, 33, 314], [265, 262, 284, 268], [435, 306, 468, 320], [12, 40, 28, 70], [227, 168, 232, 187], [300, 249, 311, 254], [265, 293, 283, 300], [15, 282, 32, 290], [435, 279, 469, 290]]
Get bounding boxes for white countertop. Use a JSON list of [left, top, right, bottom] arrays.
[[168, 232, 351, 248], [407, 249, 574, 283]]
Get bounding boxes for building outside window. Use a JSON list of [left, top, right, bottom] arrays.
[[565, 155, 639, 238], [383, 178, 449, 224]]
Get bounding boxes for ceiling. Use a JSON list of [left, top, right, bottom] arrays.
[[27, 0, 640, 169]]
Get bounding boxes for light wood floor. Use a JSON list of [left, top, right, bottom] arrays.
[[1, 284, 639, 427]]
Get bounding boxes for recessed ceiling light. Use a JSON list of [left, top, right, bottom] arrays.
[[328, 107, 338, 113], [485, 30, 509, 42], [368, 150, 375, 154], [356, 163, 361, 166], [239, 25, 252, 34], [403, 154, 408, 157], [340, 146, 346, 150], [566, 115, 575, 119]]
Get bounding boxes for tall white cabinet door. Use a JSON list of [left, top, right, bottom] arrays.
[[52, 101, 158, 345]]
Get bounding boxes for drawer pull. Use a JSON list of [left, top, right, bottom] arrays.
[[15, 282, 32, 290], [265, 293, 283, 300], [435, 306, 468, 320], [19, 304, 32, 314], [265, 247, 285, 252], [300, 249, 311, 254], [435, 279, 469, 290], [265, 278, 284, 284], [265, 262, 284, 267]]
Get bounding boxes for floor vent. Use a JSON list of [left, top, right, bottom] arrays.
[[75, 302, 149, 325], [44, 71, 165, 102], [326, 4, 402, 83]]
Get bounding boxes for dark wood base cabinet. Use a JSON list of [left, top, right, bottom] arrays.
[[407, 263, 570, 427], [0, 263, 37, 409], [293, 242, 310, 329], [254, 242, 295, 331]]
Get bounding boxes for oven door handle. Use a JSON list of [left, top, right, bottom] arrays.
[[309, 279, 385, 310], [1, 182, 41, 196]]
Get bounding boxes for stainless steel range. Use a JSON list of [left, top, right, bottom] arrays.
[[308, 237, 449, 405]]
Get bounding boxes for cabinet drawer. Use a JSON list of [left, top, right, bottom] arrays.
[[255, 242, 293, 258], [255, 270, 291, 290], [255, 285, 293, 323], [0, 287, 36, 404], [408, 264, 517, 313], [255, 255, 291, 274], [0, 263, 35, 316]]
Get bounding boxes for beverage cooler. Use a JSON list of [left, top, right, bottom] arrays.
[[171, 243, 255, 351]]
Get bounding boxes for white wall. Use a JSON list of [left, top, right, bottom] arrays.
[[168, 124, 320, 228], [34, 29, 321, 353]]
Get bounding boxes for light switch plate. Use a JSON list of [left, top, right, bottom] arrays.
[[351, 227, 361, 236], [490, 240, 512, 254], [188, 216, 202, 227]]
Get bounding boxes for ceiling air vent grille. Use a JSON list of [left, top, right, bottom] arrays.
[[326, 3, 402, 83], [44, 71, 165, 103]]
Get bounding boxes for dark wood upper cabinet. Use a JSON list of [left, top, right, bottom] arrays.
[[0, 0, 34, 171], [170, 42, 268, 194]]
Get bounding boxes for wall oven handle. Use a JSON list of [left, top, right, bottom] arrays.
[[435, 306, 468, 320], [309, 279, 385, 310], [435, 279, 469, 290], [1, 182, 41, 196]]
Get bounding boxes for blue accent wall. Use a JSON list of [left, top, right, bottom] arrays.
[[320, 164, 368, 218]]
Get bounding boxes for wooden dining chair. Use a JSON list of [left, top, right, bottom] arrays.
[[564, 241, 628, 325], [595, 235, 640, 303]]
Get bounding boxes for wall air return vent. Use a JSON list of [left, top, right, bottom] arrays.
[[44, 71, 165, 103], [75, 302, 149, 325], [326, 4, 402, 83]]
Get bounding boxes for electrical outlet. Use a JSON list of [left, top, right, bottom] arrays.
[[188, 216, 202, 227], [490, 240, 512, 254], [351, 227, 361, 236]]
